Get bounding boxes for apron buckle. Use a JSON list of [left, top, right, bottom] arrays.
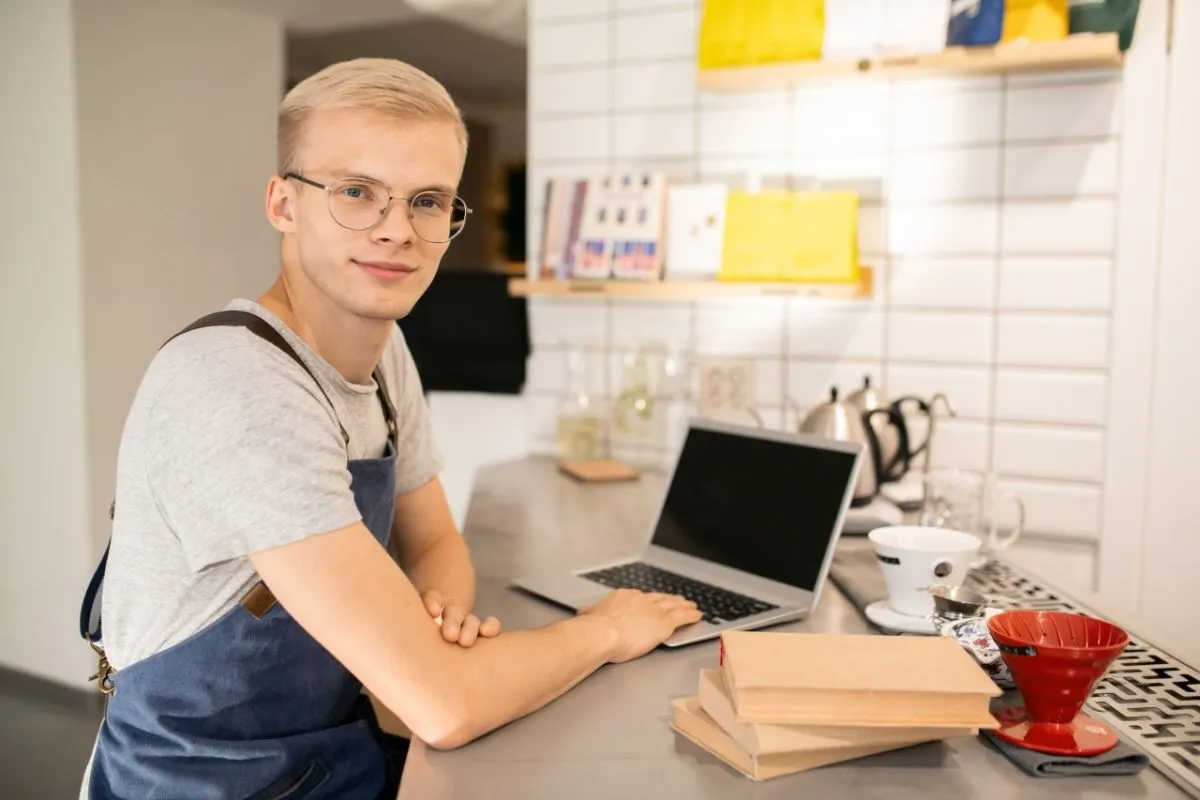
[[85, 634, 117, 698]]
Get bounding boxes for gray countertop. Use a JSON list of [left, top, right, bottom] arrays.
[[397, 456, 1194, 800]]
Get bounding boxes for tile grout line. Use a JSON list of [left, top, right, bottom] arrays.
[[987, 77, 1010, 476], [687, 0, 702, 435], [603, 0, 617, 413], [536, 57, 1121, 90], [527, 388, 1109, 424], [538, 345, 1113, 376], [1095, 70, 1129, 591], [881, 75, 897, 398], [1133, 45, 1173, 609], [534, 124, 1122, 154], [891, 305, 1113, 318], [527, 16, 541, 456], [781, 82, 795, 421]]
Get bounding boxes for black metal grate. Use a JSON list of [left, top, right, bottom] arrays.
[[966, 561, 1200, 797]]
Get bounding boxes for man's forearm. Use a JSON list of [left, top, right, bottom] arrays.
[[401, 531, 476, 609], [438, 614, 619, 748], [253, 519, 692, 753]]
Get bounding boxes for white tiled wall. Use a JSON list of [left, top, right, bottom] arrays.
[[525, 1, 1125, 587]]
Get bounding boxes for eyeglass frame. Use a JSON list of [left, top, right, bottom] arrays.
[[283, 171, 472, 243]]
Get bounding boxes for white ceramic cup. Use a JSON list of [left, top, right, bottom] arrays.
[[868, 525, 982, 617]]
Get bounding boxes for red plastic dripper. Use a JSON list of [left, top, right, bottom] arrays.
[[986, 610, 1130, 756]]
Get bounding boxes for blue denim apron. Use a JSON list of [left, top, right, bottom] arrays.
[[79, 310, 408, 800]]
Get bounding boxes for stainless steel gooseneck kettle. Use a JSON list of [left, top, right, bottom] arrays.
[[799, 385, 912, 507], [798, 387, 875, 506]]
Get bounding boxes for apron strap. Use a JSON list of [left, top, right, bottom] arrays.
[[80, 540, 111, 641], [166, 310, 351, 444], [373, 366, 399, 448], [80, 308, 392, 643]]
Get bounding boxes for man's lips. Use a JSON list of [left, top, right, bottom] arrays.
[[353, 259, 416, 279]]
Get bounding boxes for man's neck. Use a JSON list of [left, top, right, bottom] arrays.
[[258, 276, 391, 384]]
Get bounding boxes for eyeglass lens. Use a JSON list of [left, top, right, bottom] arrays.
[[328, 179, 467, 242]]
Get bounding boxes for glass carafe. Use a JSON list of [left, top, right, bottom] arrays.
[[612, 347, 664, 451], [556, 348, 605, 461]]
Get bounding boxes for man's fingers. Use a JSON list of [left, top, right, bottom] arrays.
[[479, 616, 502, 638], [457, 615, 482, 647], [423, 589, 445, 618], [670, 605, 704, 626], [654, 594, 697, 609], [441, 603, 467, 641]]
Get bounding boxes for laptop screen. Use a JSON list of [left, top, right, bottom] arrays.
[[649, 424, 859, 592]]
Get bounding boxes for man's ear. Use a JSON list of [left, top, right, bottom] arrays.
[[265, 175, 296, 233]]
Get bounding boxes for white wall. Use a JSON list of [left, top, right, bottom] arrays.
[[524, 0, 1197, 643], [74, 0, 284, 567], [428, 392, 529, 529], [1132, 0, 1200, 640], [460, 102, 528, 166], [0, 0, 93, 687], [0, 0, 283, 688]]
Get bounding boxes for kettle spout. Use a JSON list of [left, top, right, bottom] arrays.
[[930, 392, 957, 418]]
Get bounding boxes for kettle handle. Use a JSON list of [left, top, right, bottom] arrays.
[[891, 395, 933, 459], [864, 406, 911, 483]]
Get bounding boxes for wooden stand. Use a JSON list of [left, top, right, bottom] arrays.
[[556, 459, 641, 483]]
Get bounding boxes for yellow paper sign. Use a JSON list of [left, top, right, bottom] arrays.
[[699, 0, 824, 69], [719, 189, 859, 284]]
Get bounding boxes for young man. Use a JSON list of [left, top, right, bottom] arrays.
[[78, 58, 701, 800]]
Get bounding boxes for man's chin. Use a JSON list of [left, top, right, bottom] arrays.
[[318, 269, 431, 321], [349, 292, 421, 321], [353, 303, 414, 322]]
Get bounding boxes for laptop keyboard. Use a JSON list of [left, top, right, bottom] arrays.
[[578, 562, 779, 625]]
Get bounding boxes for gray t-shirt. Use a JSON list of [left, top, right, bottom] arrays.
[[96, 298, 442, 671]]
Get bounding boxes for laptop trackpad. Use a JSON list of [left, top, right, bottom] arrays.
[[523, 571, 610, 609]]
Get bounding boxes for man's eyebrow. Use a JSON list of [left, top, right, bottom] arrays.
[[329, 168, 386, 184], [328, 170, 456, 196], [412, 183, 457, 196]]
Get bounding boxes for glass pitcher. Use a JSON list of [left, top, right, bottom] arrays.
[[919, 468, 1025, 567]]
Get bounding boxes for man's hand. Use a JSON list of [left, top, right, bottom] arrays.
[[578, 589, 702, 663], [423, 589, 502, 647]]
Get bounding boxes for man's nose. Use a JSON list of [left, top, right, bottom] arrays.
[[371, 199, 417, 244]]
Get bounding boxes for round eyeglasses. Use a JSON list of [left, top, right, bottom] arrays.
[[284, 172, 471, 244]]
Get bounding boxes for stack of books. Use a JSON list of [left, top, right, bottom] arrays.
[[669, 631, 1003, 782]]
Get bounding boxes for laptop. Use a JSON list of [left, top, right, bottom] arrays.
[[512, 417, 864, 647]]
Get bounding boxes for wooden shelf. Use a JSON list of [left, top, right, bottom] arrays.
[[698, 33, 1123, 92], [509, 267, 874, 302]]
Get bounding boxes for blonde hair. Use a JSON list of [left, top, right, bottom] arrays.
[[277, 57, 469, 175]]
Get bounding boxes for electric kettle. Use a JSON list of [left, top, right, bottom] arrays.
[[843, 375, 936, 484], [799, 386, 907, 507], [844, 376, 902, 479]]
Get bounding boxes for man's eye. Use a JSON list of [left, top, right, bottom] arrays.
[[340, 184, 375, 201], [415, 193, 449, 211]]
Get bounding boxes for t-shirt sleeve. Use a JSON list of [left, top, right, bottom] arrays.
[[145, 343, 363, 572], [388, 326, 444, 495]]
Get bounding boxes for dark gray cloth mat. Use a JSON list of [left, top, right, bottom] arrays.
[[981, 730, 1150, 777], [840, 513, 896, 536], [828, 537, 890, 615]]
